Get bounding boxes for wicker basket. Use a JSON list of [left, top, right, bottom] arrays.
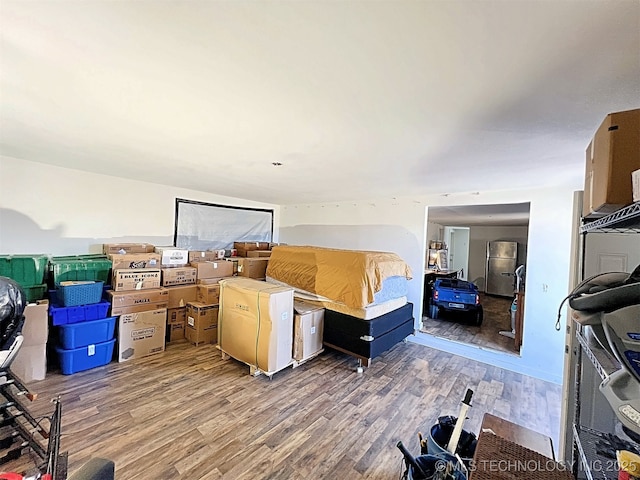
[[56, 281, 104, 307]]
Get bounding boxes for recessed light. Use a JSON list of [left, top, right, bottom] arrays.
[[272, 162, 283, 166]]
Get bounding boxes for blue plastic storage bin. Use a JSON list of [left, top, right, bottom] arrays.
[[49, 301, 111, 326], [57, 316, 116, 349], [56, 338, 116, 375], [55, 281, 104, 307]]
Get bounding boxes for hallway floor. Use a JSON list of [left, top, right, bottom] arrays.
[[421, 293, 519, 355]]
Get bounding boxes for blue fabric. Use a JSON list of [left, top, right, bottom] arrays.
[[372, 276, 408, 304]]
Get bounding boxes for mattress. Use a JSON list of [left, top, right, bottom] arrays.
[[323, 301, 414, 338], [324, 317, 414, 360], [266, 275, 407, 319], [323, 303, 415, 361], [265, 245, 412, 309]]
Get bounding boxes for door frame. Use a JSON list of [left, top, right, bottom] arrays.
[[444, 226, 470, 280]]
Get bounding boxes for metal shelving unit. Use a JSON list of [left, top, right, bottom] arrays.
[[573, 425, 631, 480], [580, 202, 640, 234], [575, 330, 620, 382], [571, 201, 640, 479]]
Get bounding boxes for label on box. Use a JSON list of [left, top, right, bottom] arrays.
[[161, 267, 197, 287], [88, 344, 95, 356], [155, 247, 189, 266], [187, 316, 195, 327], [131, 327, 156, 340], [112, 269, 162, 292], [109, 253, 161, 270], [108, 288, 168, 308]]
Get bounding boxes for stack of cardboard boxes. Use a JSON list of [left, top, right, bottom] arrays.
[[185, 252, 234, 346], [231, 242, 272, 280], [104, 243, 167, 362]]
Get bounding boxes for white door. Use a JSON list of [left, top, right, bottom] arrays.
[[444, 226, 470, 280]]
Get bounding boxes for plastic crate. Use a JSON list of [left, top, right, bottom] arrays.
[[58, 316, 116, 349], [0, 255, 49, 286], [49, 256, 112, 284], [49, 301, 111, 326], [22, 284, 48, 303], [56, 338, 116, 375], [55, 281, 104, 307]]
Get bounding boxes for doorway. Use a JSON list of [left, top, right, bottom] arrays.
[[421, 202, 530, 356], [444, 226, 470, 280]]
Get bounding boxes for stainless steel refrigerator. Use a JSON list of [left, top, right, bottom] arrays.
[[485, 241, 518, 296]]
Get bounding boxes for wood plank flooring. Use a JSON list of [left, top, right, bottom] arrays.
[[421, 294, 518, 354], [2, 340, 561, 479]]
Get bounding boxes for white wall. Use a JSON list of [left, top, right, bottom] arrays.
[[0, 156, 280, 255], [279, 187, 576, 384]]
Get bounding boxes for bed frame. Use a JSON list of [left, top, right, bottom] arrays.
[[322, 302, 415, 368]]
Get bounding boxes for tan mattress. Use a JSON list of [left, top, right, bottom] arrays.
[[266, 275, 407, 319], [302, 296, 407, 320], [265, 245, 412, 309]]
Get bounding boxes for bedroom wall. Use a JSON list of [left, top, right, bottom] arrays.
[[279, 187, 577, 384], [0, 156, 280, 255]]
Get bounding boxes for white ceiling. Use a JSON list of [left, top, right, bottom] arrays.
[[1, 1, 639, 205]]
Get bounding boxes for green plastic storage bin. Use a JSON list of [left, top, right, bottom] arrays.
[[49, 255, 112, 284], [0, 254, 49, 286], [22, 284, 47, 303]]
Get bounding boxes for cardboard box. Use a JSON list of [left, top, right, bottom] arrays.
[[110, 301, 168, 316], [225, 258, 239, 275], [293, 302, 324, 362], [185, 302, 219, 346], [161, 267, 197, 287], [197, 277, 228, 285], [22, 299, 49, 346], [188, 250, 217, 262], [167, 307, 187, 324], [247, 250, 272, 258], [196, 284, 220, 304], [112, 269, 161, 292], [167, 307, 186, 342], [165, 285, 198, 308], [234, 241, 270, 257], [11, 344, 46, 383], [154, 247, 189, 266], [167, 321, 185, 342], [109, 253, 161, 270], [103, 243, 155, 255], [108, 288, 168, 310], [218, 278, 293, 373], [633, 169, 640, 202], [190, 260, 234, 280], [583, 109, 640, 218], [237, 257, 269, 279], [118, 309, 167, 362]]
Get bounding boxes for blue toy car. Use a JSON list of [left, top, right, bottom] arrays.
[[429, 278, 483, 326]]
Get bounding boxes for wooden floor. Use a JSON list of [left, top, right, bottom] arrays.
[[3, 340, 561, 479], [421, 294, 518, 355]]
